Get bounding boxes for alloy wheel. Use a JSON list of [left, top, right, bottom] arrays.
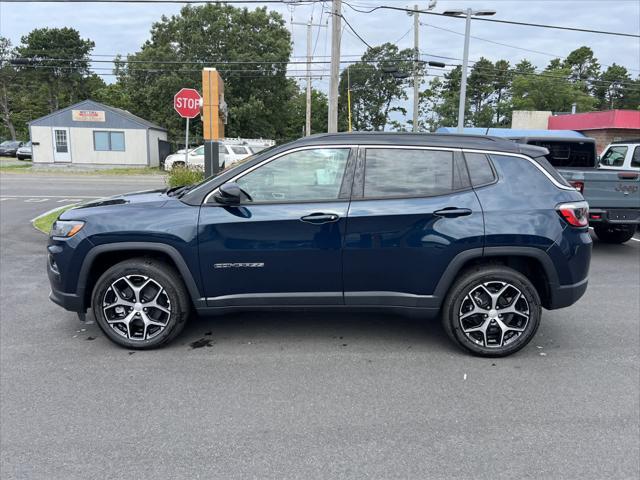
[[102, 274, 172, 341], [458, 281, 530, 348]]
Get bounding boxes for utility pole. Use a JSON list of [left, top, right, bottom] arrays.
[[412, 4, 420, 132], [328, 0, 342, 133], [292, 19, 326, 136], [347, 68, 352, 132]]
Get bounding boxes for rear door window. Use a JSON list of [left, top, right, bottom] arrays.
[[363, 148, 460, 198]]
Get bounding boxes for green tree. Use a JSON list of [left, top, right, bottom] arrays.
[[493, 60, 513, 126], [116, 4, 292, 142], [281, 83, 328, 140], [467, 57, 496, 127], [512, 63, 595, 113], [427, 66, 464, 129], [338, 43, 415, 131], [0, 37, 19, 140], [563, 46, 600, 89], [16, 28, 96, 112], [595, 64, 631, 109]]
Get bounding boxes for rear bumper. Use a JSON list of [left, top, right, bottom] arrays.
[[548, 277, 589, 309], [589, 208, 640, 225]]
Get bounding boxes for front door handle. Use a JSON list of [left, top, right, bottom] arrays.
[[300, 212, 340, 224], [434, 207, 472, 218]]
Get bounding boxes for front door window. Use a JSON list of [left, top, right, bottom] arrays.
[[235, 148, 350, 203]]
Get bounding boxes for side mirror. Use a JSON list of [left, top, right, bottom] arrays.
[[212, 182, 243, 205]]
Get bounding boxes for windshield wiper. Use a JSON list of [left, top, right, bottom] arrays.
[[166, 185, 189, 197]]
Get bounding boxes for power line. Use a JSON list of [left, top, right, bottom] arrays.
[[339, 13, 372, 49], [419, 21, 640, 73], [342, 2, 640, 38], [9, 56, 639, 87], [18, 59, 638, 89]]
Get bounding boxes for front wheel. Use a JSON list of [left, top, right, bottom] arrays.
[[92, 258, 190, 349], [593, 224, 636, 244], [442, 266, 542, 357]]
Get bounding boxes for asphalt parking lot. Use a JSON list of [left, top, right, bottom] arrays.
[[1, 173, 639, 480]]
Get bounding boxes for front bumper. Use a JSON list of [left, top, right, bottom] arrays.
[[47, 252, 85, 312], [589, 208, 640, 225]]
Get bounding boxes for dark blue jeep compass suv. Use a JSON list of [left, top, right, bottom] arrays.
[[47, 133, 591, 356]]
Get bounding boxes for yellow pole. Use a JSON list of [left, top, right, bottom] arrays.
[[347, 68, 352, 132]]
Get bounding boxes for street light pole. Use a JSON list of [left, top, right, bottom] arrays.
[[457, 9, 472, 133], [443, 8, 496, 134]]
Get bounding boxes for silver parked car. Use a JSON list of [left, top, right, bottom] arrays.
[[16, 141, 32, 160]]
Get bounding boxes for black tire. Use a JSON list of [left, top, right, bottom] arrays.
[[92, 257, 190, 349], [441, 266, 542, 357], [593, 224, 635, 244]]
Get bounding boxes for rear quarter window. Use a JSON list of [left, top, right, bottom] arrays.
[[464, 153, 496, 186]]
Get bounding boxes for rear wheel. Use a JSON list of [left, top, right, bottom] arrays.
[[442, 266, 542, 357], [593, 224, 635, 244], [92, 258, 190, 349]]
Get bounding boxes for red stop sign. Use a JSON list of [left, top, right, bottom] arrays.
[[174, 88, 202, 118]]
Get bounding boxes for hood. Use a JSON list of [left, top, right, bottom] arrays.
[[73, 188, 170, 210]]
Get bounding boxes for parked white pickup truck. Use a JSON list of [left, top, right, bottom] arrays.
[[512, 136, 640, 243]]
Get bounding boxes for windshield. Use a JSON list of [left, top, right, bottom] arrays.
[[183, 144, 279, 197], [1, 141, 18, 147]]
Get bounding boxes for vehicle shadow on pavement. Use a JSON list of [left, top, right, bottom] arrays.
[[176, 310, 456, 354]]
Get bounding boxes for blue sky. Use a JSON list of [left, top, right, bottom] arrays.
[[1, 0, 639, 124]]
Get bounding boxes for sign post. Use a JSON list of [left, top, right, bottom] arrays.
[[173, 88, 202, 167], [202, 68, 225, 178]]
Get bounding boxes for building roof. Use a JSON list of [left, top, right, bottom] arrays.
[[29, 99, 167, 131], [436, 127, 586, 138], [548, 110, 640, 131]]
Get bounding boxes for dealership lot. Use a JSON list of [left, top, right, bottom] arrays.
[[1, 173, 639, 479]]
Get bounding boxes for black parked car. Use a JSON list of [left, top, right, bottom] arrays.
[[0, 140, 24, 157]]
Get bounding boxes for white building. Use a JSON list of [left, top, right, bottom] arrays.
[[29, 100, 168, 167]]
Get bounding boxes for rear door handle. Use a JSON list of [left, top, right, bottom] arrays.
[[300, 212, 340, 224], [434, 207, 472, 218]]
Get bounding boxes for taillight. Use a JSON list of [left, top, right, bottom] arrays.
[[569, 181, 584, 193], [556, 201, 589, 227]]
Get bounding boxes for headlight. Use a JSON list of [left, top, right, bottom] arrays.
[[50, 220, 85, 238]]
